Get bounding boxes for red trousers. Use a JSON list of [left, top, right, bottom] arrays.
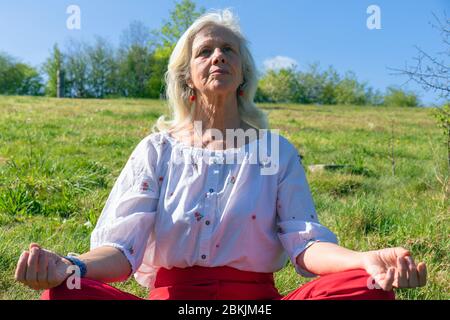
[[40, 266, 395, 300]]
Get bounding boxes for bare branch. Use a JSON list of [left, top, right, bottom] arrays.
[[388, 12, 450, 100]]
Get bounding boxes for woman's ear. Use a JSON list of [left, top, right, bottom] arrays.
[[186, 78, 194, 89]]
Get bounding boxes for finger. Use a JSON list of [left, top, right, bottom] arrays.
[[14, 251, 29, 283], [396, 256, 408, 288], [25, 247, 40, 287], [48, 258, 68, 287], [29, 243, 41, 250], [371, 272, 384, 290], [47, 258, 61, 288], [37, 249, 49, 287], [405, 256, 419, 288], [417, 262, 427, 287], [382, 268, 395, 291], [395, 247, 411, 258]]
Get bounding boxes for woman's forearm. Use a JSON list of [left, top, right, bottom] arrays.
[[75, 246, 132, 283], [296, 242, 365, 276]]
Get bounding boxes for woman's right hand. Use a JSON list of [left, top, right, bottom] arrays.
[[14, 243, 74, 290]]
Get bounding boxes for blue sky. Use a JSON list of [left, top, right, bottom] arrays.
[[0, 0, 448, 105]]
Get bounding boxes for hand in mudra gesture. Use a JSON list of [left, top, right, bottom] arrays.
[[362, 247, 427, 291], [15, 243, 73, 290]]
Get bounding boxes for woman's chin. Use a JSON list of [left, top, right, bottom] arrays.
[[206, 84, 237, 96]]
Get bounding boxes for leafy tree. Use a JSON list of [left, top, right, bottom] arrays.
[[117, 21, 154, 98], [384, 86, 420, 107], [148, 45, 172, 98], [319, 66, 340, 105], [0, 53, 21, 94], [16, 63, 43, 95], [42, 44, 64, 97], [258, 68, 299, 103], [296, 63, 331, 104], [64, 39, 90, 98], [118, 44, 153, 98], [86, 36, 117, 98], [158, 0, 205, 48], [365, 87, 384, 106], [257, 63, 387, 106], [334, 72, 369, 105], [148, 0, 205, 98], [0, 52, 43, 95], [254, 86, 270, 103]]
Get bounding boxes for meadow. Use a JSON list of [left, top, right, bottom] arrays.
[[0, 96, 448, 299]]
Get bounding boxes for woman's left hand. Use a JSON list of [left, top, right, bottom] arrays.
[[361, 247, 427, 291]]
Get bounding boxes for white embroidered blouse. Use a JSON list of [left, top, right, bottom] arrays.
[[90, 130, 338, 289]]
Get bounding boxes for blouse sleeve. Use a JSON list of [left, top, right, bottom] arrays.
[[90, 136, 160, 277], [276, 141, 338, 277]]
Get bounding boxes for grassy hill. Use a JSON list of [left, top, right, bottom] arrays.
[[0, 96, 448, 300]]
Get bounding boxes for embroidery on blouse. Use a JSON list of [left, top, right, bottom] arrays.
[[194, 211, 204, 221], [141, 181, 150, 192]]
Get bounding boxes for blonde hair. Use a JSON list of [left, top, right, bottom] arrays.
[[153, 9, 269, 132]]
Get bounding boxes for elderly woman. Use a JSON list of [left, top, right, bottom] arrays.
[[15, 10, 426, 300]]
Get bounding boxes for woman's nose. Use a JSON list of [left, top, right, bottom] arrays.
[[212, 48, 226, 64]]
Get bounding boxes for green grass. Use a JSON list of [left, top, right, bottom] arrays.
[[0, 96, 448, 300]]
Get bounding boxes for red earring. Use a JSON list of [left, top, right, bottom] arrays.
[[189, 95, 196, 102], [238, 89, 244, 96]]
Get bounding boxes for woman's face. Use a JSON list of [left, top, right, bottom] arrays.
[[189, 25, 243, 97]]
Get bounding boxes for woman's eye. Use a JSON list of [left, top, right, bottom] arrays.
[[200, 48, 211, 55]]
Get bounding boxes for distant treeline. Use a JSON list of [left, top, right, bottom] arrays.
[[256, 65, 420, 107], [0, 0, 421, 107]]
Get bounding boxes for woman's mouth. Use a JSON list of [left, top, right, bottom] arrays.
[[211, 69, 229, 75]]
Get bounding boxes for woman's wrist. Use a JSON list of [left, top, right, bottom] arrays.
[[63, 255, 88, 278], [297, 242, 369, 275], [356, 251, 371, 269], [359, 250, 380, 271]]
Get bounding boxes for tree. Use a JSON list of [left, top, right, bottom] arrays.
[[0, 52, 43, 95], [0, 53, 21, 94], [257, 63, 381, 105], [42, 44, 64, 97], [120, 20, 155, 51], [117, 21, 154, 98], [148, 45, 173, 98], [86, 36, 117, 98], [148, 0, 205, 98], [365, 87, 384, 106], [16, 63, 43, 95], [296, 63, 341, 104], [158, 0, 205, 48], [319, 66, 340, 105], [117, 44, 153, 98], [390, 12, 449, 196], [383, 86, 420, 107], [254, 86, 270, 103], [258, 68, 299, 103], [433, 104, 450, 176], [334, 72, 369, 105], [64, 39, 90, 98], [390, 13, 449, 101]]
